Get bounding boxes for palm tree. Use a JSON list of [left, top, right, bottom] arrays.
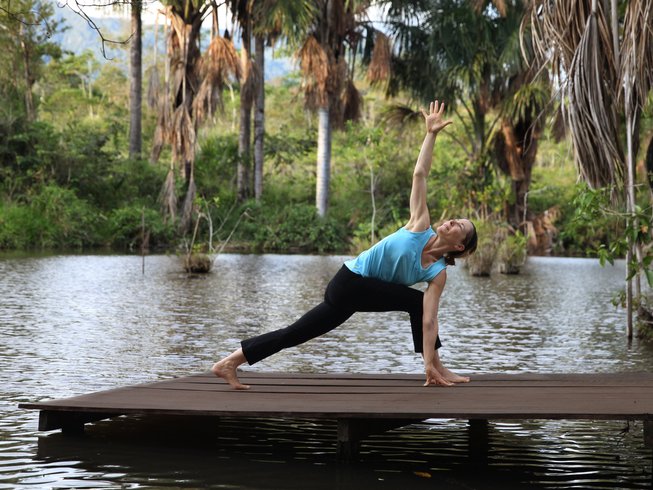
[[249, 0, 316, 201], [385, 0, 548, 227], [527, 0, 653, 335], [230, 1, 255, 201], [151, 2, 240, 231], [128, 0, 142, 158], [296, 0, 366, 217]]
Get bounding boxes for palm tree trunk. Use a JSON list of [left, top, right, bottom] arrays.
[[254, 35, 265, 201], [129, 0, 143, 159], [237, 21, 252, 201], [316, 106, 331, 217], [625, 83, 636, 339], [19, 25, 35, 123]]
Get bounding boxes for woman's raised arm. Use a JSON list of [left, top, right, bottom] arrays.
[[405, 101, 453, 232]]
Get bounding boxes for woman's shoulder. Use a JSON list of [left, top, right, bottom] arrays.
[[404, 214, 433, 233]]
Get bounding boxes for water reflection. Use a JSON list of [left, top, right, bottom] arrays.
[[1, 253, 652, 488]]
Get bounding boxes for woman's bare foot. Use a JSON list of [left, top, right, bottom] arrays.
[[435, 364, 470, 383], [211, 350, 250, 390]]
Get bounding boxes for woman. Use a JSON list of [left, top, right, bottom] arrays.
[[212, 100, 477, 390]]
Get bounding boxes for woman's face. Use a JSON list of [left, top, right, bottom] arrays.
[[437, 219, 472, 249]]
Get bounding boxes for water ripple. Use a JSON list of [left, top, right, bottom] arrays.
[[1, 254, 652, 488]]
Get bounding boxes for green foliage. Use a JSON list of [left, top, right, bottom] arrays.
[[0, 119, 60, 197], [103, 205, 174, 251], [0, 185, 96, 249], [241, 202, 346, 253], [464, 220, 500, 276], [0, 4, 641, 259], [194, 133, 239, 202], [570, 184, 653, 289], [0, 0, 64, 114], [565, 184, 623, 258], [496, 231, 527, 274]]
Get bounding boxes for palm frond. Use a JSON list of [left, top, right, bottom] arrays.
[[146, 65, 160, 108], [159, 166, 178, 223], [297, 35, 330, 109], [528, 0, 623, 189], [367, 31, 391, 85], [341, 79, 362, 123], [619, 0, 653, 110], [193, 34, 240, 123], [566, 5, 623, 189], [171, 104, 196, 166], [380, 103, 421, 129]]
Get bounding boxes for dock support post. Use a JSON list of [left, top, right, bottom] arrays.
[[468, 419, 489, 467], [337, 419, 360, 462], [644, 419, 653, 484], [336, 418, 418, 462]]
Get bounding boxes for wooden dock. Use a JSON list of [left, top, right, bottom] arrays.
[[19, 372, 653, 463]]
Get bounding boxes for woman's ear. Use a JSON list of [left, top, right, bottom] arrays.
[[455, 243, 465, 252]]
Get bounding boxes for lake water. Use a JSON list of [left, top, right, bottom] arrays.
[[1, 253, 652, 489]]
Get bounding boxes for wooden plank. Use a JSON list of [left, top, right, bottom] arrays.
[[132, 381, 653, 396], [189, 371, 653, 385]]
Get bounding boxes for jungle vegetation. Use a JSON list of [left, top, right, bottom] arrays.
[[2, 1, 653, 333]]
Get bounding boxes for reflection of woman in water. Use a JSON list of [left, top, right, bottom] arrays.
[[212, 100, 478, 390]]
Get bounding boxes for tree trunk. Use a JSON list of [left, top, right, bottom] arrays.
[[180, 166, 196, 233], [128, 0, 143, 159], [316, 107, 331, 217], [19, 25, 35, 123], [500, 120, 539, 229], [164, 8, 202, 230], [237, 21, 252, 201], [253, 35, 265, 201]]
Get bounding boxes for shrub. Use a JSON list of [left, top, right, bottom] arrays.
[[245, 203, 347, 253], [0, 185, 97, 249], [496, 231, 527, 274], [463, 220, 499, 276], [103, 205, 174, 251]]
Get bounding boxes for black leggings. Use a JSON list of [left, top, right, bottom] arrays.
[[241, 265, 442, 365]]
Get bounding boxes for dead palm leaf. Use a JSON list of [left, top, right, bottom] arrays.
[[297, 35, 329, 109], [193, 34, 241, 123], [147, 65, 160, 109], [528, 0, 623, 189], [341, 78, 362, 123], [619, 0, 653, 110], [566, 4, 623, 189], [159, 165, 177, 223], [367, 31, 391, 85], [380, 103, 421, 128], [170, 104, 196, 169]]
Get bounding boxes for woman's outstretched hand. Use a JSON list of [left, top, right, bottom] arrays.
[[421, 100, 453, 134]]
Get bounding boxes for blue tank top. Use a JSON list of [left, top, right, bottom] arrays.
[[344, 227, 446, 286]]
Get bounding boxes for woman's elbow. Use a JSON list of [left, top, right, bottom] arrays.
[[422, 317, 437, 329]]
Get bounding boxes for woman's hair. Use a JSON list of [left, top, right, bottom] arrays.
[[444, 220, 478, 266]]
